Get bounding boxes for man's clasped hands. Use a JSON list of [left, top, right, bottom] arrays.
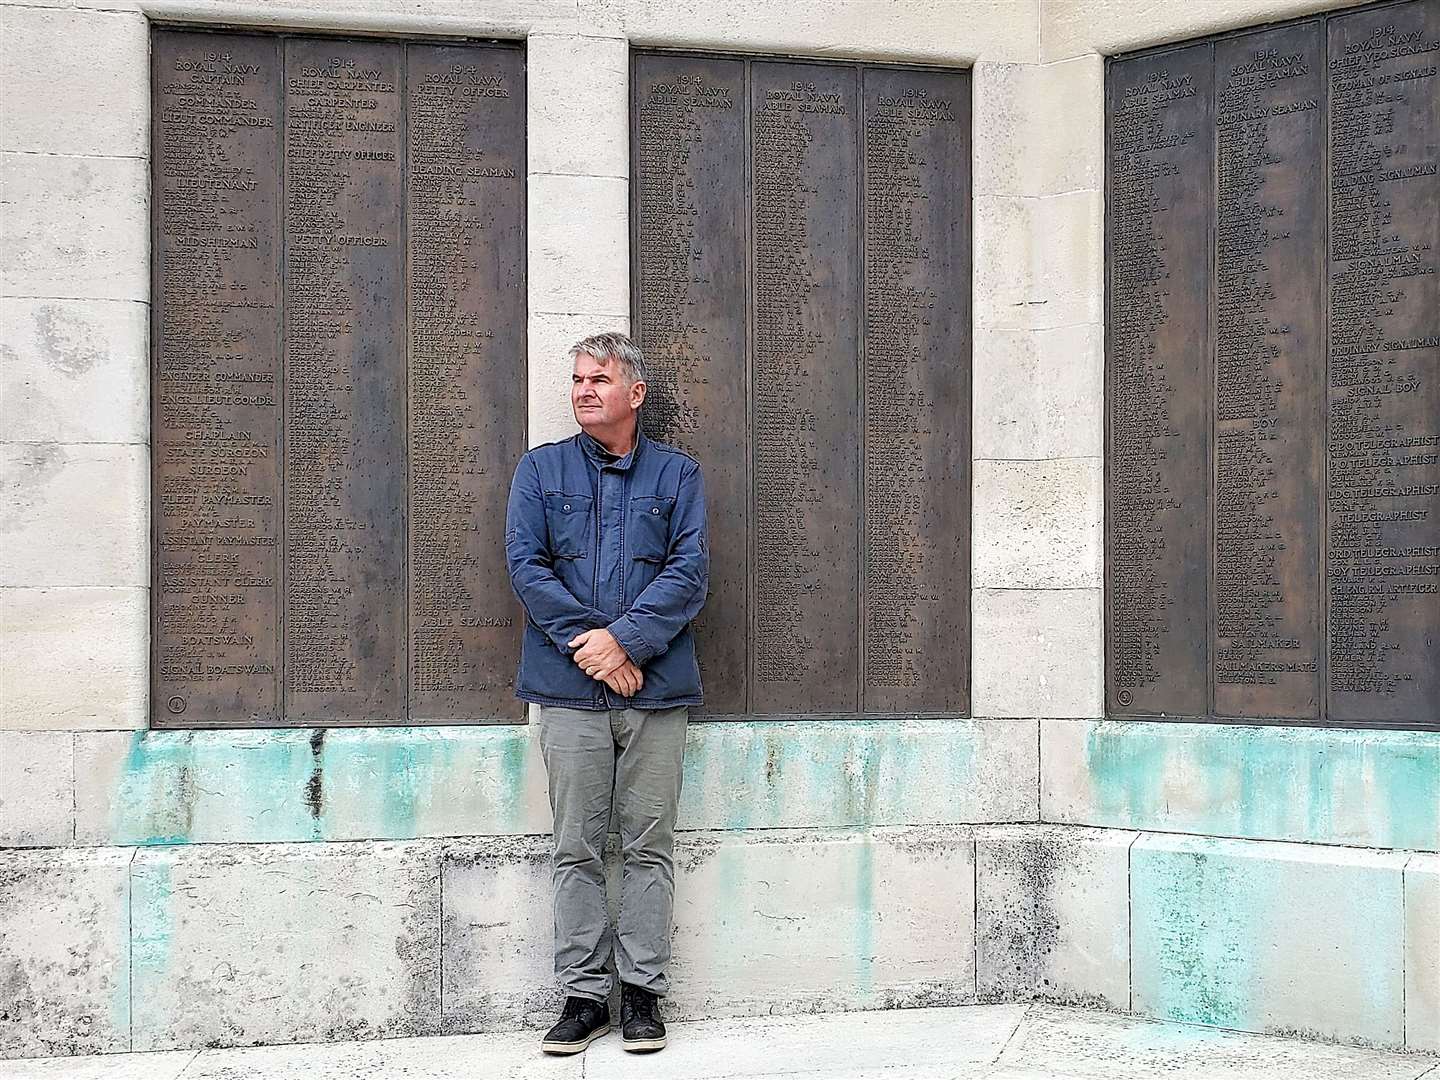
[[567, 629, 644, 697]]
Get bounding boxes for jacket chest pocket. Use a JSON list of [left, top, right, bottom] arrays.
[[629, 496, 674, 563], [545, 493, 593, 558]]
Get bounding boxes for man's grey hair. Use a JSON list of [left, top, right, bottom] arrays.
[[569, 331, 648, 386]]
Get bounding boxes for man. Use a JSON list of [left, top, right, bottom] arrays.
[[504, 332, 708, 1056]]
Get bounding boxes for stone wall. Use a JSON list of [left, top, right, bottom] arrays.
[[2, 0, 1436, 1062]]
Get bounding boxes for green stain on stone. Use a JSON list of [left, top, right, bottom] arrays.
[[854, 836, 876, 995], [1085, 723, 1440, 851], [1085, 723, 1169, 825], [496, 727, 530, 834], [1134, 846, 1252, 1029], [131, 858, 175, 982], [1376, 742, 1440, 852]]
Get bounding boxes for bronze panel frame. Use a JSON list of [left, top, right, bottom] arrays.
[[150, 27, 527, 728], [1104, 0, 1439, 731], [630, 49, 973, 721]]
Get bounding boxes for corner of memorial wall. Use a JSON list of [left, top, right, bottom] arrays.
[[1038, 0, 1373, 63]]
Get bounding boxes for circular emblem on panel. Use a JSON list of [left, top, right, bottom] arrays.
[[1117, 690, 1133, 707], [166, 695, 187, 715]]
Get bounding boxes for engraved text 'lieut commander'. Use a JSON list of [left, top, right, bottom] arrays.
[[504, 331, 709, 1056]]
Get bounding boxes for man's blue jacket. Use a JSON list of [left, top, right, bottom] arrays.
[[504, 428, 708, 710]]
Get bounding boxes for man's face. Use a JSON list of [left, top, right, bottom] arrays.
[[571, 352, 644, 432]]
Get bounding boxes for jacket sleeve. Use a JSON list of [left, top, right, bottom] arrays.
[[608, 459, 709, 666], [505, 454, 608, 654]]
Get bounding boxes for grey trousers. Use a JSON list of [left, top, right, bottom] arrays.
[[536, 704, 689, 1002]]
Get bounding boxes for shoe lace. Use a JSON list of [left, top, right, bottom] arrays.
[[562, 996, 589, 1020], [622, 985, 655, 1023]]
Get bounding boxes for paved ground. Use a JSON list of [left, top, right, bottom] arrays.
[[3, 1005, 1437, 1080]]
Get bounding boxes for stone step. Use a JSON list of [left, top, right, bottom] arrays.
[[1, 1004, 1434, 1080]]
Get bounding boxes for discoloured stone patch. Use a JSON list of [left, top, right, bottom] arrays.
[[0, 847, 131, 1058], [0, 298, 148, 445], [664, 827, 976, 1021], [1042, 720, 1440, 852], [129, 841, 442, 1052], [441, 836, 559, 1035], [1131, 834, 1407, 1046], [977, 825, 1133, 1008]]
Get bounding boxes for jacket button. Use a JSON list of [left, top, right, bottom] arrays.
[[563, 503, 571, 511], [651, 507, 660, 514]]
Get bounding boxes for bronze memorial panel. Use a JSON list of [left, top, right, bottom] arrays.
[[1105, 0, 1439, 730], [151, 32, 283, 725], [151, 29, 526, 727], [632, 54, 749, 716], [748, 60, 862, 716], [405, 44, 527, 720], [282, 37, 407, 723], [632, 51, 972, 719], [861, 66, 972, 715], [1326, 0, 1440, 726], [1106, 43, 1213, 718], [1211, 21, 1325, 720]]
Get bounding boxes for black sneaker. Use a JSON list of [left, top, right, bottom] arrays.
[[620, 983, 667, 1052], [540, 996, 610, 1055]]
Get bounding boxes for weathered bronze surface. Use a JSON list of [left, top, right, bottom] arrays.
[[1106, 42, 1213, 719], [860, 65, 972, 716], [1105, 0, 1438, 730], [749, 60, 862, 716], [632, 53, 749, 716], [1326, 0, 1439, 727], [632, 52, 972, 718], [151, 30, 525, 726], [1211, 21, 1325, 720], [282, 37, 407, 723], [406, 44, 526, 720], [152, 31, 283, 726]]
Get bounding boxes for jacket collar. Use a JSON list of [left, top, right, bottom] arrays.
[[578, 425, 645, 471]]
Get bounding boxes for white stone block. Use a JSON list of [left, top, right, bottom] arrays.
[[679, 718, 1039, 830], [528, 311, 629, 447], [973, 56, 1103, 197], [1406, 853, 1439, 1052], [1131, 833, 1408, 1045], [0, 298, 149, 445], [579, 0, 1038, 64], [441, 836, 560, 1033], [665, 827, 976, 1019], [528, 35, 628, 178], [1, 443, 147, 587], [976, 825, 1133, 1007], [0, 587, 147, 731], [972, 458, 1102, 590], [0, 153, 147, 301], [0, 7, 147, 157], [442, 827, 976, 1031], [88, 0, 581, 32], [0, 847, 132, 1057], [971, 589, 1102, 718], [974, 191, 1102, 331], [1039, 0, 1363, 63], [130, 841, 442, 1051], [0, 730, 73, 847], [1040, 719, 1440, 853], [73, 726, 556, 847], [528, 174, 629, 316], [973, 324, 1103, 460]]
